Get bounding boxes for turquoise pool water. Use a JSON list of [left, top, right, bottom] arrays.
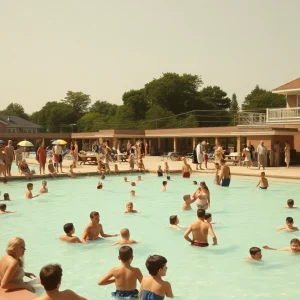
[[1, 174, 300, 299]]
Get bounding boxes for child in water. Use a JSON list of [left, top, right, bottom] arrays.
[[244, 247, 262, 262], [285, 199, 297, 208], [162, 181, 167, 191], [124, 202, 138, 214], [130, 190, 136, 197], [97, 181, 103, 190], [276, 217, 299, 232], [256, 172, 269, 189], [59, 223, 81, 243], [110, 228, 138, 246], [0, 204, 16, 214], [39, 180, 48, 194]]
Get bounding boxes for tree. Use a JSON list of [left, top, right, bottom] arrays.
[[242, 85, 285, 111], [144, 73, 203, 115], [144, 105, 177, 129], [0, 103, 29, 120], [90, 100, 118, 116], [229, 93, 239, 125], [62, 91, 91, 118], [198, 86, 231, 110], [122, 89, 148, 120], [77, 112, 103, 132]]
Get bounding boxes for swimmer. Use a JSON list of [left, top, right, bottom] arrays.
[[168, 215, 186, 230], [193, 181, 197, 185], [109, 228, 138, 246], [131, 182, 136, 187], [35, 264, 87, 300], [166, 175, 171, 181], [114, 164, 119, 175], [218, 159, 231, 186], [0, 204, 16, 214], [82, 211, 119, 243], [164, 162, 169, 175], [26, 183, 39, 199], [162, 181, 167, 191], [97, 181, 103, 189], [101, 174, 105, 180], [184, 209, 217, 247], [137, 175, 142, 182], [123, 176, 128, 183], [39, 180, 48, 194], [68, 164, 77, 178], [276, 217, 299, 232], [157, 165, 163, 177], [139, 255, 173, 299], [124, 202, 138, 214], [47, 159, 57, 178], [182, 158, 192, 178], [59, 223, 82, 243], [0, 193, 10, 201], [98, 246, 143, 299], [256, 172, 268, 189], [204, 213, 217, 224], [285, 199, 298, 208], [244, 247, 262, 262], [130, 190, 136, 197], [182, 194, 196, 211], [263, 238, 300, 253]]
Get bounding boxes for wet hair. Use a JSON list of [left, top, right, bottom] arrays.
[[101, 175, 105, 180], [183, 194, 190, 202], [167, 176, 171, 180], [130, 190, 135, 194], [126, 202, 133, 206], [261, 172, 265, 176], [0, 204, 6, 211], [290, 238, 300, 245], [97, 183, 103, 189], [169, 215, 177, 225], [4, 193, 9, 200], [146, 255, 167, 276], [6, 237, 24, 267], [200, 181, 209, 191], [27, 183, 33, 189], [120, 228, 130, 238], [205, 213, 212, 220], [63, 223, 74, 234], [193, 181, 197, 185], [90, 211, 99, 219], [249, 247, 261, 256], [286, 217, 294, 223], [162, 181, 167, 186], [197, 209, 206, 219], [40, 264, 63, 291], [287, 199, 294, 207], [119, 246, 133, 262]]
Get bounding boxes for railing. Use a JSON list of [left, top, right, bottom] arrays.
[[237, 112, 266, 125], [266, 107, 300, 123]]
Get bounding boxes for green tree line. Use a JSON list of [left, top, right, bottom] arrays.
[[0, 73, 285, 132]]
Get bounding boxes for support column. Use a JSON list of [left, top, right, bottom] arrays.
[[157, 138, 161, 154], [215, 137, 219, 145], [192, 137, 196, 149], [113, 137, 118, 149], [173, 137, 177, 153], [237, 136, 241, 166]]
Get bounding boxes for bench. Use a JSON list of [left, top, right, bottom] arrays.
[[224, 152, 241, 166], [79, 155, 98, 165]]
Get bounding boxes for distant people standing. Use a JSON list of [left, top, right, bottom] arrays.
[[54, 144, 63, 173], [196, 141, 203, 170], [273, 141, 280, 167], [284, 141, 290, 168], [4, 140, 15, 176], [37, 141, 47, 175], [214, 142, 223, 164], [246, 141, 255, 162], [192, 144, 198, 169], [145, 142, 149, 155], [73, 141, 79, 167], [257, 141, 267, 170], [126, 140, 132, 155]]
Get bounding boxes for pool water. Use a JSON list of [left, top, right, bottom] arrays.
[[1, 174, 300, 299]]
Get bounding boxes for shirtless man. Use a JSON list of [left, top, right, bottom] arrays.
[[4, 140, 15, 176], [60, 223, 81, 243], [263, 238, 300, 253], [0, 204, 16, 214], [218, 159, 231, 187], [182, 158, 192, 178], [276, 217, 299, 232], [184, 208, 217, 247], [182, 194, 196, 211], [82, 211, 119, 243]]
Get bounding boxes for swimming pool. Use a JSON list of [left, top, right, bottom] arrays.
[[1, 174, 300, 299]]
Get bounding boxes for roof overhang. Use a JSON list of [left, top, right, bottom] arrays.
[[272, 88, 300, 95]]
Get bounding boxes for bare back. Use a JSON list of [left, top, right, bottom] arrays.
[[112, 265, 142, 291], [221, 165, 230, 179], [34, 289, 86, 300], [190, 220, 211, 243]]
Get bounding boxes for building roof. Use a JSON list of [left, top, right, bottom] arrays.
[[0, 115, 43, 128], [273, 77, 300, 94]]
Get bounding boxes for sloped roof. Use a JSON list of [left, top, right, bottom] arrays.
[[0, 115, 43, 128], [273, 77, 300, 92]]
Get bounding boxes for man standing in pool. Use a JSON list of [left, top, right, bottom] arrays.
[[218, 159, 231, 187], [82, 211, 119, 243], [183, 209, 217, 247]]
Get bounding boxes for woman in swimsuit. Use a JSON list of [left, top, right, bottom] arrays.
[[157, 165, 163, 177], [192, 182, 211, 210], [0, 237, 36, 292]]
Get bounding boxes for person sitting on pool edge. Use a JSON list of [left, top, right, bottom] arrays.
[[110, 228, 138, 246], [276, 217, 299, 232], [39, 180, 48, 194], [244, 247, 262, 262], [47, 159, 57, 178], [184, 208, 217, 247], [34, 263, 87, 300], [26, 183, 39, 199], [98, 246, 143, 299], [263, 238, 300, 253], [82, 211, 119, 243], [0, 204, 16, 214], [139, 255, 174, 299], [182, 194, 196, 211], [256, 172, 269, 189], [124, 202, 138, 214], [68, 164, 77, 178], [60, 223, 81, 243], [285, 199, 298, 209], [162, 181, 167, 191]]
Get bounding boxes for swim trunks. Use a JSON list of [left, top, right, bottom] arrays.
[[259, 186, 267, 190], [112, 289, 138, 298], [191, 241, 209, 247], [157, 171, 163, 177], [183, 172, 190, 178], [221, 178, 230, 187], [142, 290, 164, 300]]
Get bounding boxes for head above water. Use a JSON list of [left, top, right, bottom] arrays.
[[40, 264, 62, 291], [197, 208, 206, 219], [286, 217, 294, 225], [126, 202, 133, 210], [287, 199, 294, 207], [183, 194, 191, 202], [193, 181, 197, 185], [0, 204, 6, 211], [261, 172, 265, 177], [169, 215, 178, 225], [162, 181, 167, 186], [167, 176, 171, 180], [90, 211, 99, 221], [249, 247, 262, 260], [290, 238, 300, 252], [4, 193, 9, 200], [27, 183, 33, 190], [120, 228, 130, 239], [205, 213, 212, 220], [119, 245, 133, 262], [63, 223, 74, 234], [146, 255, 168, 276]]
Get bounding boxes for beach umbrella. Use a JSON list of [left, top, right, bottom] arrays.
[[52, 139, 67, 145], [18, 140, 34, 147]]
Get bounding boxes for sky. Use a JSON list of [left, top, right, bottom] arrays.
[[1, 0, 299, 114]]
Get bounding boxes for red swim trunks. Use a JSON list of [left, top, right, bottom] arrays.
[[191, 241, 209, 247], [183, 172, 190, 178]]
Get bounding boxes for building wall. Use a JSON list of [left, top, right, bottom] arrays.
[[0, 122, 7, 133], [286, 95, 297, 108]]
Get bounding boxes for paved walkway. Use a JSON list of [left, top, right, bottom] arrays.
[[3, 156, 300, 181]]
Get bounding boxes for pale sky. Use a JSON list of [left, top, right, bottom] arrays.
[[1, 0, 299, 113]]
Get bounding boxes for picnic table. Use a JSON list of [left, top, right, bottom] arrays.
[[79, 155, 98, 165]]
